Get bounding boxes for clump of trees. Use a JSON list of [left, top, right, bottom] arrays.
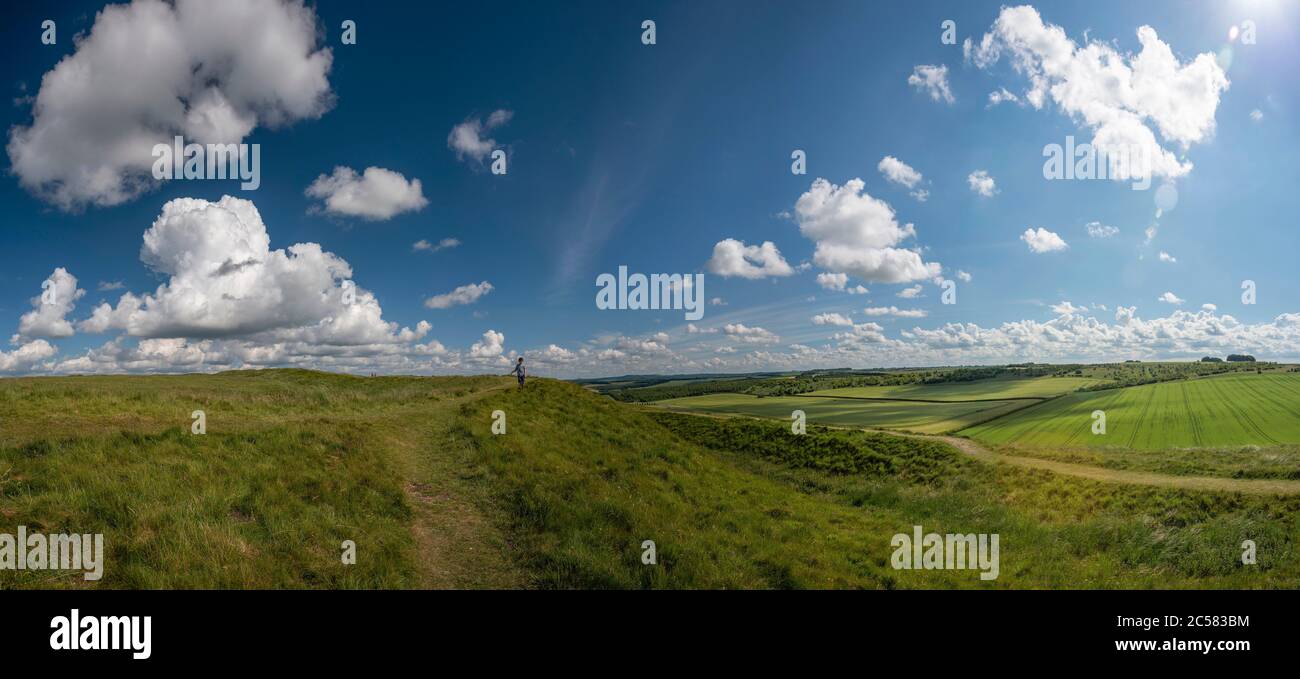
[[743, 366, 1016, 397], [1200, 356, 1223, 363], [1227, 354, 1257, 362], [607, 378, 756, 402]]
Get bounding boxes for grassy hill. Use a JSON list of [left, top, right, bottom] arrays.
[[3, 370, 1298, 588], [0, 371, 515, 588]]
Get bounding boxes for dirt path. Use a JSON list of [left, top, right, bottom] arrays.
[[399, 381, 525, 588], [899, 431, 1300, 496]]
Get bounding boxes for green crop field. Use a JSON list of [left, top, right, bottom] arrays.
[[806, 375, 1099, 400], [961, 372, 1300, 449], [653, 392, 1031, 433]]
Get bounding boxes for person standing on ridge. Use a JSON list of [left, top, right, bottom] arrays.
[[509, 356, 526, 388]]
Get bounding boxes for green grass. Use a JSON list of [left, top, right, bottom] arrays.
[[0, 370, 508, 588], [652, 392, 1031, 433], [981, 442, 1300, 480], [962, 373, 1300, 449]]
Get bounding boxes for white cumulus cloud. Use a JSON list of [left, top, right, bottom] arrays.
[[424, 281, 494, 309], [1051, 301, 1086, 315], [967, 170, 998, 197], [1021, 227, 1068, 253], [908, 64, 954, 104], [723, 323, 780, 344], [878, 156, 929, 203], [970, 5, 1229, 182], [812, 313, 855, 327], [448, 109, 512, 164], [816, 272, 847, 291], [705, 239, 795, 279], [18, 268, 85, 339], [1086, 222, 1120, 238], [863, 306, 929, 318], [0, 339, 57, 373], [1158, 291, 1185, 305], [7, 0, 334, 210], [795, 178, 941, 284], [413, 238, 461, 253], [469, 330, 506, 359], [78, 195, 426, 348], [305, 166, 428, 220], [987, 88, 1020, 107]]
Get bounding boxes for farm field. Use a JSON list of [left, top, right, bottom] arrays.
[[961, 372, 1300, 449], [806, 375, 1099, 401], [653, 392, 1031, 434]]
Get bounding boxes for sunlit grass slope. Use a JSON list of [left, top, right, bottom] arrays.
[[0, 370, 500, 588]]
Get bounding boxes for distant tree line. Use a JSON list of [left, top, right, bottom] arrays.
[[606, 359, 1279, 402], [742, 366, 1019, 397], [1080, 360, 1273, 391], [606, 378, 757, 402]]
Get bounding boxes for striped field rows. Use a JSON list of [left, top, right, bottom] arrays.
[[960, 373, 1300, 449]]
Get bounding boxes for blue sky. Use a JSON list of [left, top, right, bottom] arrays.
[[1, 0, 1297, 377]]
